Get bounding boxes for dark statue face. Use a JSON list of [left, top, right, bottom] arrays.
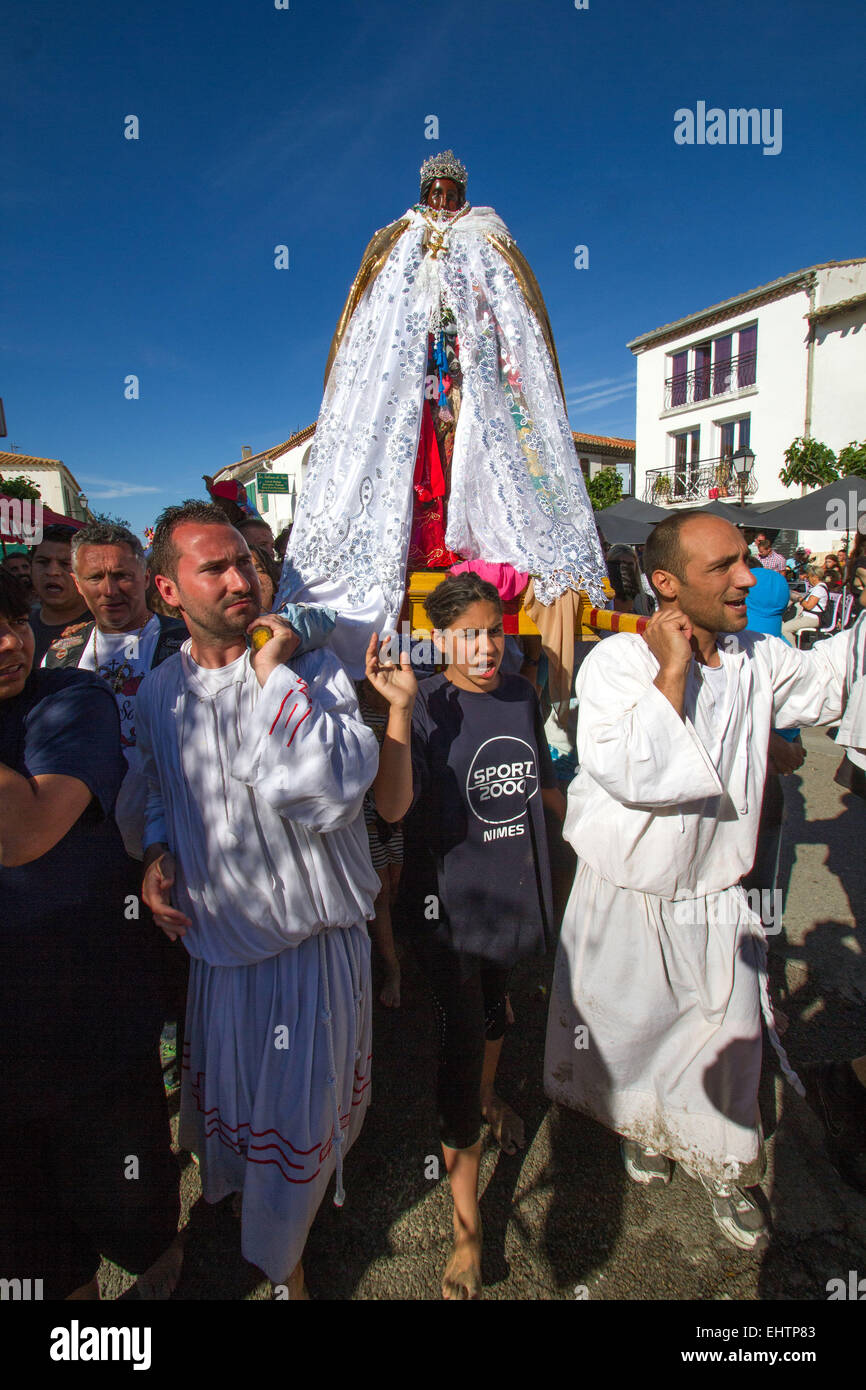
[[423, 178, 462, 212]]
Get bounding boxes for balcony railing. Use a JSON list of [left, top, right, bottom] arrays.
[[644, 457, 759, 505], [664, 352, 757, 409]]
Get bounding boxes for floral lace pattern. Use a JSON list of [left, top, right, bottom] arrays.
[[278, 207, 606, 646]]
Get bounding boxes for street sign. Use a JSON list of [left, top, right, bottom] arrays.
[[257, 472, 289, 493]]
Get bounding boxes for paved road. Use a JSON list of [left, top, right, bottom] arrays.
[[101, 721, 866, 1301]]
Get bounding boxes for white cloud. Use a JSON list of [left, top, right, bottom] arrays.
[[77, 476, 162, 499], [566, 372, 636, 409], [568, 384, 636, 410]]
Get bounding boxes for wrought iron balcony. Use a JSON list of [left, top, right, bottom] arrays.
[[664, 351, 757, 409], [643, 457, 759, 505]]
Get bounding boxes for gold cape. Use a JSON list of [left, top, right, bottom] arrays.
[[322, 217, 567, 409]]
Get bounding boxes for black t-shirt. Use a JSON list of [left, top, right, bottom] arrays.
[[396, 672, 556, 967], [28, 605, 91, 666], [0, 668, 163, 1068]]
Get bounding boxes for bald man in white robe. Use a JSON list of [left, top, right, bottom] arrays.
[[544, 512, 855, 1251]]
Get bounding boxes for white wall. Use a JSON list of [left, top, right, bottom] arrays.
[[811, 306, 866, 452], [251, 438, 313, 531], [633, 289, 813, 505]]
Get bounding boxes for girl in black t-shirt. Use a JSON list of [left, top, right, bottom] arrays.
[[366, 572, 564, 1299]]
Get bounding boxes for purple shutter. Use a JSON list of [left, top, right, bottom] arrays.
[[671, 351, 688, 407], [738, 325, 757, 387], [713, 335, 732, 395], [694, 344, 711, 401]]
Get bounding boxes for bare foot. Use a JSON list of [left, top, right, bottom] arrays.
[[274, 1260, 310, 1300], [379, 962, 401, 1008], [442, 1228, 482, 1300], [481, 1092, 525, 1155], [135, 1231, 186, 1300], [66, 1276, 100, 1300]]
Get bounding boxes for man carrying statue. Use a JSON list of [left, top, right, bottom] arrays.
[[277, 149, 606, 687]]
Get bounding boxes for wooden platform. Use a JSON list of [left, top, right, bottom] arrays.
[[407, 570, 647, 638]]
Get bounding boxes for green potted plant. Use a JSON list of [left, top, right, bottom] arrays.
[[653, 473, 672, 501]]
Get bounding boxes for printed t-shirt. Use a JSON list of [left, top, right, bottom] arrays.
[[77, 615, 162, 857], [28, 606, 91, 666], [395, 671, 555, 967]]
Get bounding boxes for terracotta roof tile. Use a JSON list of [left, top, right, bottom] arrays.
[[0, 452, 64, 469], [572, 432, 635, 453]]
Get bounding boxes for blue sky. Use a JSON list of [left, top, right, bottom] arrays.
[[2, 0, 864, 536]]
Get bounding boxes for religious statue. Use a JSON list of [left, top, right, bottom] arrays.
[[278, 150, 606, 675]]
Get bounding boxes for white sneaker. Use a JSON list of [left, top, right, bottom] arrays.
[[682, 1166, 769, 1251], [620, 1139, 673, 1186]]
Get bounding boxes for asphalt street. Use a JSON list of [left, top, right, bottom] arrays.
[[100, 720, 866, 1301]]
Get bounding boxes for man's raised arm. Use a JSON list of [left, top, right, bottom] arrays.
[[232, 633, 379, 833], [575, 632, 724, 808]]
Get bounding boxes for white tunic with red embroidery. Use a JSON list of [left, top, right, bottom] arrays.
[[136, 641, 379, 1281]]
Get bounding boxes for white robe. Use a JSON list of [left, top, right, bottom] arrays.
[[136, 643, 380, 1281], [277, 206, 606, 674], [544, 627, 852, 1184], [837, 610, 866, 771]]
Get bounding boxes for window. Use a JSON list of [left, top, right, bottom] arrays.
[[672, 428, 700, 496], [719, 415, 750, 459], [614, 461, 633, 496], [579, 457, 590, 478]]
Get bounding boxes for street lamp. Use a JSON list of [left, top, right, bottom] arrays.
[[732, 445, 755, 507]]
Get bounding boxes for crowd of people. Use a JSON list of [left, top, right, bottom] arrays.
[[1, 499, 865, 1302]]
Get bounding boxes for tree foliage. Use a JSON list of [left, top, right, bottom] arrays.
[[779, 437, 838, 489], [586, 468, 623, 512], [837, 440, 866, 479], [89, 509, 132, 529], [0, 473, 41, 501]]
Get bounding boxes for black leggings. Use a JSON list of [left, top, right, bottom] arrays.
[[413, 934, 509, 1151], [0, 1053, 180, 1298]]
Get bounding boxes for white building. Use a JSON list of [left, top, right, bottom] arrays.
[[215, 425, 634, 525], [572, 431, 636, 496], [0, 452, 90, 521], [627, 259, 866, 520], [211, 425, 316, 534]]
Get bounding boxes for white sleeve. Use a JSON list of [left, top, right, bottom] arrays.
[[575, 638, 724, 807], [836, 614, 866, 752], [135, 676, 171, 852], [231, 648, 379, 832], [767, 629, 849, 728]]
